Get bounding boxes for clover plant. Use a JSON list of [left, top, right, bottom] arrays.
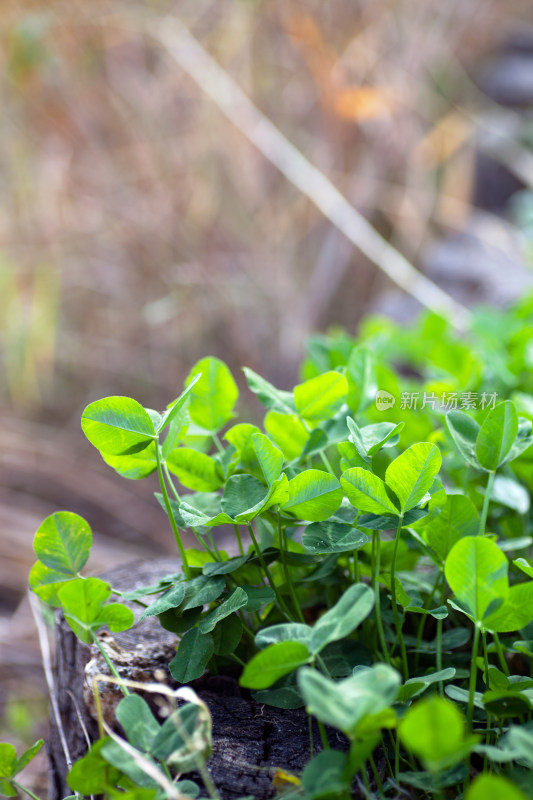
[[8, 298, 533, 799]]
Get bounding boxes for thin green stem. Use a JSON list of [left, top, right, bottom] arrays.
[[11, 782, 42, 800], [156, 445, 191, 578], [317, 720, 330, 750], [482, 630, 490, 687], [467, 624, 481, 731], [315, 654, 332, 678], [394, 731, 400, 780], [436, 617, 443, 695], [414, 568, 442, 671], [368, 753, 383, 794], [479, 471, 495, 536], [493, 633, 510, 676], [163, 462, 181, 503], [236, 610, 256, 640], [372, 531, 388, 662], [164, 463, 215, 556], [482, 631, 493, 755], [319, 451, 335, 475], [111, 588, 148, 610], [234, 524, 245, 556], [247, 523, 292, 619], [390, 516, 408, 680], [352, 550, 360, 583], [360, 762, 372, 796], [278, 515, 305, 623], [212, 432, 225, 454], [91, 632, 129, 697], [205, 530, 222, 560], [381, 733, 394, 779]]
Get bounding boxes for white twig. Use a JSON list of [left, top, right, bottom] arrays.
[[28, 593, 73, 772], [101, 722, 186, 800], [148, 17, 471, 328]]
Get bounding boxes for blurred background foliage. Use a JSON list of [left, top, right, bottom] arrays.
[[2, 0, 533, 791]]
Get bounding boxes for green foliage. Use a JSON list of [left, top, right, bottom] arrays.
[[81, 396, 156, 455], [185, 357, 238, 432], [58, 577, 134, 643], [298, 664, 400, 737], [26, 304, 533, 799], [282, 469, 343, 521], [385, 442, 441, 512], [240, 641, 310, 689], [0, 740, 43, 798], [399, 696, 479, 771]]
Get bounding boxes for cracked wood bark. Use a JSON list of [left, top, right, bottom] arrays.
[[48, 558, 354, 800]]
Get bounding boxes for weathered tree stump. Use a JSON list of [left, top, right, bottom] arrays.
[[48, 559, 352, 800]]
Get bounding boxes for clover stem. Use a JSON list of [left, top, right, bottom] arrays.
[[482, 630, 490, 687], [233, 524, 245, 556], [368, 752, 384, 794], [372, 531, 388, 662], [392, 730, 400, 779], [436, 617, 443, 695], [352, 549, 360, 583], [359, 761, 372, 795], [318, 721, 330, 750], [467, 624, 481, 730], [308, 716, 315, 757], [11, 782, 42, 800], [482, 630, 493, 752], [315, 654, 332, 679], [90, 631, 129, 697], [479, 471, 495, 536], [380, 734, 394, 778], [156, 445, 191, 578], [163, 463, 215, 557], [319, 451, 335, 475], [163, 462, 181, 503], [414, 568, 442, 671], [247, 523, 292, 619], [212, 432, 225, 454], [278, 515, 306, 623], [493, 633, 510, 676], [390, 515, 408, 680]]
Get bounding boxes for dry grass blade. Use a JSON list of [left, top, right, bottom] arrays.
[[28, 592, 73, 772], [100, 722, 188, 800], [148, 17, 472, 328], [91, 674, 218, 800]]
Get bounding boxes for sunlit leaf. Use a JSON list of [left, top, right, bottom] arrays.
[[341, 467, 399, 516], [81, 396, 155, 455], [294, 371, 348, 423], [444, 536, 508, 624], [33, 511, 91, 575], [242, 367, 295, 414], [476, 401, 518, 471], [309, 584, 374, 654], [399, 695, 478, 771], [252, 433, 284, 485], [282, 469, 343, 522], [264, 411, 309, 461], [385, 443, 442, 513], [166, 448, 224, 491], [240, 642, 310, 690], [185, 357, 238, 432]]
